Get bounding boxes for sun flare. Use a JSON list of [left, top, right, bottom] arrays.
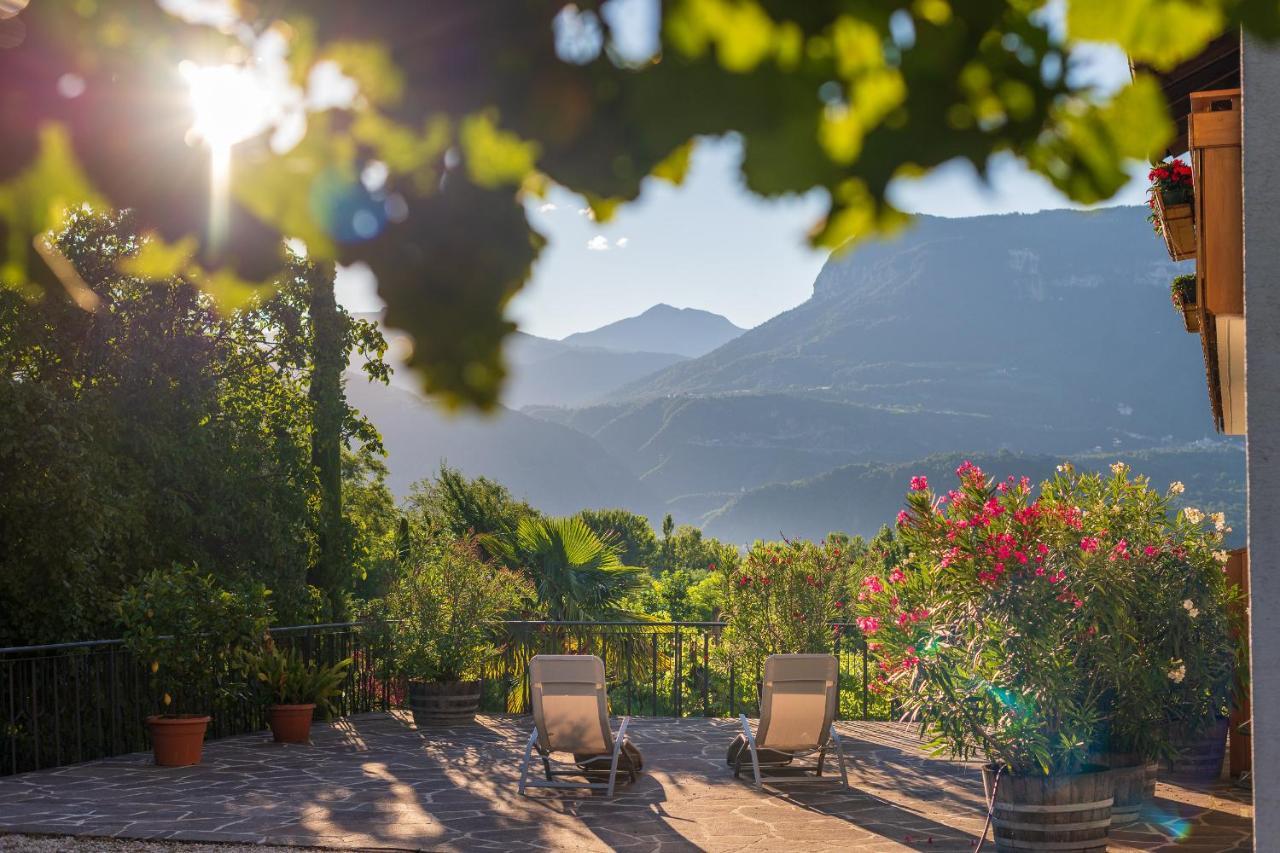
[[179, 60, 273, 151]]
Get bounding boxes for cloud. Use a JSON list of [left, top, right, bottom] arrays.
[[586, 235, 610, 251], [615, 237, 629, 248], [578, 207, 597, 220], [538, 202, 558, 213]]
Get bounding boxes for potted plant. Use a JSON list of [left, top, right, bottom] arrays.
[[247, 639, 352, 744], [1171, 273, 1199, 333], [1035, 464, 1186, 823], [860, 464, 1117, 852], [118, 566, 271, 766], [387, 536, 532, 727], [1147, 157, 1195, 261]]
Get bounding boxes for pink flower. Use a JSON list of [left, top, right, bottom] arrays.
[[889, 567, 907, 584], [863, 576, 885, 594], [910, 475, 929, 491], [856, 616, 880, 634], [1079, 537, 1100, 553], [1144, 545, 1159, 557], [896, 510, 911, 526]]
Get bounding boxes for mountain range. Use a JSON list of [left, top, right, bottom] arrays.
[[353, 206, 1243, 543]]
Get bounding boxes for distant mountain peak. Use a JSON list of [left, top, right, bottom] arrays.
[[562, 304, 746, 358]]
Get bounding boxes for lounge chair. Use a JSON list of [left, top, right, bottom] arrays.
[[518, 654, 642, 796], [729, 653, 850, 789]]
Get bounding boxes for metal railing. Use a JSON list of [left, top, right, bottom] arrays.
[[486, 621, 884, 722], [0, 622, 395, 778], [1, 620, 885, 778]]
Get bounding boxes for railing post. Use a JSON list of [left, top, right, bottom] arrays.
[[702, 631, 710, 717], [651, 633, 658, 717], [673, 628, 682, 717]]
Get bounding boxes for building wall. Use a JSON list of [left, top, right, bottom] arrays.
[[1243, 32, 1280, 837]]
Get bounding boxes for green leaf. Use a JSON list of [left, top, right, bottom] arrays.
[[460, 111, 541, 189], [1067, 0, 1224, 72]]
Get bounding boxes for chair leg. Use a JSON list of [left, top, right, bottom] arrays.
[[518, 728, 539, 795], [740, 714, 762, 788], [829, 724, 850, 789], [816, 746, 827, 776]]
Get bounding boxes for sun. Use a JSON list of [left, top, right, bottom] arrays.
[[180, 60, 273, 152]]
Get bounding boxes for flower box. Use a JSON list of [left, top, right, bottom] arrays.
[[1171, 273, 1199, 333], [1154, 194, 1196, 261], [1147, 158, 1195, 262], [1190, 89, 1242, 316]]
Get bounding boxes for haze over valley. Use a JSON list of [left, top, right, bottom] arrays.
[[353, 206, 1243, 543]]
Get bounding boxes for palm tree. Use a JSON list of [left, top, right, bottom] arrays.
[[489, 515, 648, 620], [485, 516, 656, 711]]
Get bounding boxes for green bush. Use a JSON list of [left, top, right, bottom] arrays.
[[387, 537, 533, 683], [118, 566, 272, 715], [722, 537, 861, 671]]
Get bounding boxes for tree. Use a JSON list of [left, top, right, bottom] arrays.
[[7, 1, 1273, 408], [488, 516, 648, 621], [0, 209, 387, 642], [575, 508, 659, 569], [405, 465, 541, 559]]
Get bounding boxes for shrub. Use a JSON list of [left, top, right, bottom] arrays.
[[722, 537, 860, 671], [118, 566, 272, 715], [860, 462, 1240, 776], [387, 536, 533, 683]]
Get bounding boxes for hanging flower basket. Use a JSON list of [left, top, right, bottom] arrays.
[[1147, 159, 1195, 262], [1170, 273, 1199, 333]]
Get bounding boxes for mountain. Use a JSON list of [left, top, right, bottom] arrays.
[[562, 304, 746, 357], [501, 332, 686, 409], [701, 446, 1246, 547], [612, 208, 1205, 439], [344, 374, 661, 518], [529, 207, 1224, 511]]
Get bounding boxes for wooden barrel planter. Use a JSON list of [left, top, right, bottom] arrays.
[[1143, 760, 1158, 800], [1097, 754, 1146, 826], [982, 765, 1113, 852], [408, 680, 483, 727], [1166, 717, 1229, 782]]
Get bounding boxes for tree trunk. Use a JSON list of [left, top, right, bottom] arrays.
[[307, 261, 347, 618]]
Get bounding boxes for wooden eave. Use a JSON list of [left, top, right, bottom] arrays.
[[1134, 32, 1241, 156]]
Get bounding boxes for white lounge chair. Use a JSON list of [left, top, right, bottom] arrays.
[[730, 653, 850, 789], [518, 654, 642, 796]]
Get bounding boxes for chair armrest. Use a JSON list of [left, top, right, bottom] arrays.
[[616, 715, 631, 742], [739, 713, 756, 747]]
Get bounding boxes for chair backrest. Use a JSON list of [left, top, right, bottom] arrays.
[[756, 654, 838, 751], [529, 655, 612, 755]]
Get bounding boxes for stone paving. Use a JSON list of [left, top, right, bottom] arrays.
[[0, 713, 1252, 852]]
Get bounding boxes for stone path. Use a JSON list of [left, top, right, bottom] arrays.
[[0, 713, 1252, 851]]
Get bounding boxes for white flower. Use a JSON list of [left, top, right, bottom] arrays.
[[1183, 599, 1200, 618], [1183, 507, 1204, 524], [1213, 550, 1230, 564], [1169, 481, 1185, 495], [1167, 660, 1186, 683], [1057, 462, 1074, 474], [1211, 512, 1228, 532], [1111, 461, 1129, 476]]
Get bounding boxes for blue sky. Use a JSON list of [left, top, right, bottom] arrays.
[[337, 6, 1147, 340]]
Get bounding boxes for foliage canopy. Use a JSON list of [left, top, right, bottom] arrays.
[[5, 0, 1273, 407]]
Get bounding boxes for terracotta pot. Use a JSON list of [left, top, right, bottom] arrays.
[[268, 703, 316, 744], [408, 680, 482, 727], [1181, 301, 1201, 333], [146, 714, 211, 767], [982, 764, 1113, 853]]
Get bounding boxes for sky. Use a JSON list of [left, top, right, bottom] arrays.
[[335, 4, 1149, 341]]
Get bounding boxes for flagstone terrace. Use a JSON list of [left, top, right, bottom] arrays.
[[0, 712, 1251, 852]]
